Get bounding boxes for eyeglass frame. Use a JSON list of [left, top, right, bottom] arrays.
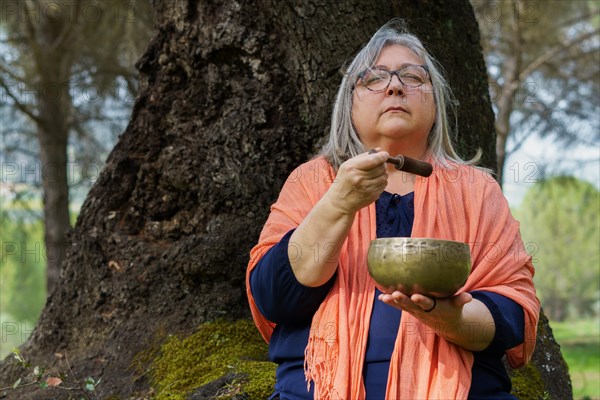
[[356, 64, 431, 92]]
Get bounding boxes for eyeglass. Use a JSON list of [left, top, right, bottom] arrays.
[[357, 65, 430, 92]]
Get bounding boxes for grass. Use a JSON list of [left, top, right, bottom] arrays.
[[550, 318, 600, 400]]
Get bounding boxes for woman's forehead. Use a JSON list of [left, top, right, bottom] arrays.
[[375, 45, 423, 67]]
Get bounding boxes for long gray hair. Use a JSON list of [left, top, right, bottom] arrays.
[[319, 20, 481, 170]]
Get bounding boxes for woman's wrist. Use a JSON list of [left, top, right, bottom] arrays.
[[323, 187, 359, 217]]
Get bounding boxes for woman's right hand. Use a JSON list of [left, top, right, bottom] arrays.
[[324, 149, 389, 216], [288, 149, 389, 286]]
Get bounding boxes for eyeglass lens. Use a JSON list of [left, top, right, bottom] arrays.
[[361, 66, 428, 91]]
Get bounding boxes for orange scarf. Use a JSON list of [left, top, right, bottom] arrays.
[[246, 156, 539, 399]]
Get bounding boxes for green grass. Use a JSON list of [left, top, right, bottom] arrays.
[[550, 318, 600, 400]]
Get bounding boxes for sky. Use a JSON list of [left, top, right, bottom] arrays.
[[503, 134, 600, 208]]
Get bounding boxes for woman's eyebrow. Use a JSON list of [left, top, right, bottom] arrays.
[[372, 63, 421, 70]]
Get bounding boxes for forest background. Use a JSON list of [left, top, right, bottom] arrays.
[[0, 0, 598, 398]]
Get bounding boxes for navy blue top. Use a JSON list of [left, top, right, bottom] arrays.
[[250, 191, 524, 399]]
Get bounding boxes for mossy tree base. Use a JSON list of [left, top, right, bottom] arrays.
[[145, 320, 275, 400], [508, 310, 572, 399]]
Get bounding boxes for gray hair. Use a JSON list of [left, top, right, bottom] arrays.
[[319, 20, 481, 170]]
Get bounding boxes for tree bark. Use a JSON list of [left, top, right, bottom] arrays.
[[0, 0, 570, 398]]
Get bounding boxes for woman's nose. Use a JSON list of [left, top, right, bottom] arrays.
[[386, 73, 405, 95]]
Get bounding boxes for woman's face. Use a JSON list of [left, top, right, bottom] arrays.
[[351, 45, 435, 155]]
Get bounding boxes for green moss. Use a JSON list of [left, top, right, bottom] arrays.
[[147, 319, 276, 400], [510, 363, 549, 400]]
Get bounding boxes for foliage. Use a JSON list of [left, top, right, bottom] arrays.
[[0, 196, 76, 359], [472, 0, 600, 183], [0, 202, 46, 325], [515, 176, 600, 321], [551, 318, 600, 400], [146, 320, 276, 400], [0, 196, 85, 360]]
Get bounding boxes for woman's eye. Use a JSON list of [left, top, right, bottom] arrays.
[[402, 73, 423, 82], [364, 71, 387, 84], [366, 74, 383, 83]]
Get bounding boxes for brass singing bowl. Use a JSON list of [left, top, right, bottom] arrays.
[[367, 238, 471, 298]]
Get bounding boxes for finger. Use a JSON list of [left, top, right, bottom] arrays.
[[451, 292, 473, 308], [378, 291, 408, 306], [353, 149, 389, 171], [410, 293, 436, 311], [377, 293, 395, 307], [340, 150, 388, 176], [341, 161, 387, 188], [364, 171, 389, 189], [390, 291, 410, 305]]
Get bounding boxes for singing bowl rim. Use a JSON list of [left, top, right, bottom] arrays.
[[369, 237, 470, 247]]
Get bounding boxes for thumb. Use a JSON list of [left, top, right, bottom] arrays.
[[452, 292, 473, 308]]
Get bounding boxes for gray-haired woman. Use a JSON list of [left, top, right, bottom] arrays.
[[247, 19, 539, 399]]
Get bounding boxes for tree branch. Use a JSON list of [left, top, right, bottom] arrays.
[[22, 0, 42, 68], [0, 77, 40, 124], [550, 7, 600, 33], [0, 61, 26, 83], [3, 146, 39, 159], [505, 69, 598, 156], [50, 1, 82, 53], [519, 28, 600, 81], [0, 34, 30, 44]]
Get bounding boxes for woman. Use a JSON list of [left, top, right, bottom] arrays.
[[246, 20, 539, 399]]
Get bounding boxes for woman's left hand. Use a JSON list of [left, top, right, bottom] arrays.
[[378, 291, 495, 351], [378, 291, 472, 321]]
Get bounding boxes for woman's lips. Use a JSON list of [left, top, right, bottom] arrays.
[[384, 106, 408, 114]]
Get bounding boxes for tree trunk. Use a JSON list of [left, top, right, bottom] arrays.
[[494, 6, 522, 187], [0, 0, 571, 398], [37, 83, 71, 296], [33, 2, 76, 295], [496, 128, 508, 186]]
